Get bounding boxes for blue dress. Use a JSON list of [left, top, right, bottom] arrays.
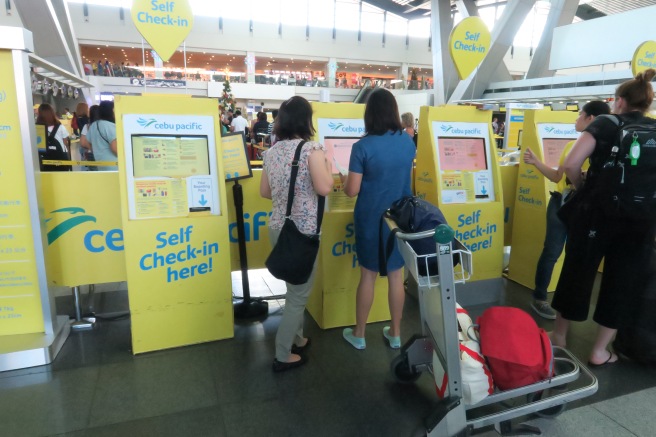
[[349, 131, 416, 272]]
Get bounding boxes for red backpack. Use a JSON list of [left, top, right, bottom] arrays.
[[478, 307, 553, 391]]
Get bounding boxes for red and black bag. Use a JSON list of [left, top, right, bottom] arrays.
[[478, 307, 553, 391]]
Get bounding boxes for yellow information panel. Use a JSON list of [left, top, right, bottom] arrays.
[[131, 0, 193, 62], [415, 105, 504, 282], [222, 133, 252, 181], [307, 103, 390, 328], [449, 16, 491, 79], [507, 110, 578, 291], [41, 172, 127, 287], [115, 95, 232, 354], [0, 50, 45, 336]]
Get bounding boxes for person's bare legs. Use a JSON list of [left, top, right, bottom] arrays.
[[353, 267, 378, 337], [387, 268, 404, 337], [589, 325, 618, 364], [551, 312, 569, 347]]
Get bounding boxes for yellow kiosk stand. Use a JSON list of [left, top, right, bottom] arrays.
[[507, 110, 578, 291], [0, 27, 71, 371], [414, 105, 505, 304], [305, 103, 391, 329], [114, 95, 233, 354]]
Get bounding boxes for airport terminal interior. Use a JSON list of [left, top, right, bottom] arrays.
[[1, 0, 656, 436]]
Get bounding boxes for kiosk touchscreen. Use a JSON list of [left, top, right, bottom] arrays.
[[507, 110, 578, 291], [415, 105, 504, 299], [35, 123, 46, 152]]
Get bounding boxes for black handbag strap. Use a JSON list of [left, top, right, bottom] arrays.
[[285, 140, 326, 233]]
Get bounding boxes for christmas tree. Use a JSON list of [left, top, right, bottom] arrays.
[[220, 79, 235, 113]]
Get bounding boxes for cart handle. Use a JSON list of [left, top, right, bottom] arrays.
[[384, 218, 455, 243]]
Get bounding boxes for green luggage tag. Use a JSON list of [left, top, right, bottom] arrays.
[[629, 132, 640, 166]]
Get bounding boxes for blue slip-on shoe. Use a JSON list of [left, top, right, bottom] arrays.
[[343, 328, 366, 350], [383, 326, 401, 349]]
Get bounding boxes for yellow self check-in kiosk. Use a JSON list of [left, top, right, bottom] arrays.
[[507, 109, 578, 291], [305, 102, 391, 329], [414, 105, 504, 302], [115, 95, 233, 354]]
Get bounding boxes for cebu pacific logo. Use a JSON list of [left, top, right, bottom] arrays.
[[543, 125, 577, 136], [328, 122, 344, 131], [137, 117, 157, 127], [440, 124, 481, 135], [545, 127, 555, 133], [46, 207, 96, 245], [46, 207, 124, 252]]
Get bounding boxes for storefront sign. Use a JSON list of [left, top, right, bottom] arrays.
[[632, 41, 656, 77]]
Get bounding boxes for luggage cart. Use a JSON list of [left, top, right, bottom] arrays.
[[389, 223, 598, 437]]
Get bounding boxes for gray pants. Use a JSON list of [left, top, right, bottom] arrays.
[[269, 227, 319, 361]]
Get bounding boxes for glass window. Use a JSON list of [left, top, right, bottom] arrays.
[[361, 2, 384, 34], [386, 13, 407, 37], [335, 0, 360, 32], [408, 17, 430, 39], [308, 0, 335, 29]]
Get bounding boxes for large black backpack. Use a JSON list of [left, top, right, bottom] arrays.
[[379, 196, 455, 276], [39, 124, 71, 172], [592, 114, 656, 220]]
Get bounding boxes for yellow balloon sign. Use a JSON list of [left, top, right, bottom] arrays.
[[632, 41, 656, 77], [131, 0, 194, 62], [449, 17, 491, 80]]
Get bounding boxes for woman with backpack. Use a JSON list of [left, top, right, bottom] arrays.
[[551, 69, 656, 367], [340, 88, 416, 350], [85, 101, 117, 171], [36, 103, 71, 172]]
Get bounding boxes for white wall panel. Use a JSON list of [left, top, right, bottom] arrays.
[[550, 5, 656, 70]]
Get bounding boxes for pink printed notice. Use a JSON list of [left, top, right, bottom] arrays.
[[438, 137, 487, 171], [324, 136, 359, 174], [542, 138, 572, 169]]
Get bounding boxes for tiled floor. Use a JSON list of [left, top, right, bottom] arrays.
[[1, 270, 655, 437]]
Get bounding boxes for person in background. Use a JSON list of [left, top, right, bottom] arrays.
[[85, 101, 117, 171], [230, 110, 248, 134], [260, 96, 333, 372], [401, 112, 417, 146], [251, 111, 270, 145], [63, 108, 73, 119], [79, 104, 98, 169], [340, 88, 416, 350], [492, 117, 499, 134], [522, 100, 610, 320], [37, 103, 70, 153], [268, 109, 279, 146], [551, 69, 656, 366]]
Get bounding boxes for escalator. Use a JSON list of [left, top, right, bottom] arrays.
[[353, 79, 377, 104]]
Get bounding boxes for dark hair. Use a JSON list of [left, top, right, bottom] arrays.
[[257, 111, 267, 122], [36, 103, 60, 126], [615, 68, 655, 112], [581, 100, 610, 117], [274, 96, 315, 141], [235, 110, 241, 116], [88, 105, 101, 124], [98, 101, 115, 123], [272, 109, 279, 118], [364, 88, 403, 136]]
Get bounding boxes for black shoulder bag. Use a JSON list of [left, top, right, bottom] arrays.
[[265, 141, 326, 285]]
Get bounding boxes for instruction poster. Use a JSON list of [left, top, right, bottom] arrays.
[[122, 115, 221, 220], [537, 124, 578, 169], [221, 133, 251, 181], [433, 121, 494, 204]]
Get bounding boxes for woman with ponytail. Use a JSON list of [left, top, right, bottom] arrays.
[[550, 69, 656, 366]]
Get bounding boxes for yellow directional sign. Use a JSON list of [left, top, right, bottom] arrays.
[[449, 17, 491, 80], [131, 0, 194, 62], [632, 41, 656, 77]]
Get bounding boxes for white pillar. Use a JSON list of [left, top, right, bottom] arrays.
[[245, 51, 256, 84], [327, 57, 338, 88]]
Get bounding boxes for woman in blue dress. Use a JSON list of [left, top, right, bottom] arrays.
[[340, 88, 416, 350]]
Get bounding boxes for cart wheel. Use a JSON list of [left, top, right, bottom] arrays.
[[526, 391, 567, 418], [391, 354, 421, 383]]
